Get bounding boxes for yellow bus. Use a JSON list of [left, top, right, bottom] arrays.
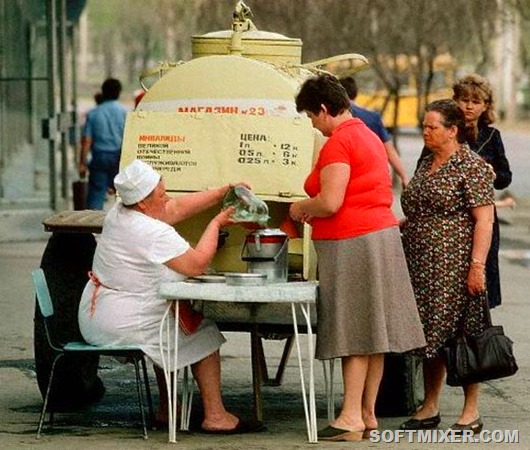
[[329, 52, 457, 129]]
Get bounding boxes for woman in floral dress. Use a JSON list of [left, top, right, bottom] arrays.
[[417, 74, 512, 308], [401, 99, 495, 434]]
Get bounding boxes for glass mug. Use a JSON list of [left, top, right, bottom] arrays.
[[222, 185, 269, 227]]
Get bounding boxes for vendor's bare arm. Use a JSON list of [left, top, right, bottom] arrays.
[[164, 208, 234, 276], [164, 185, 230, 224]]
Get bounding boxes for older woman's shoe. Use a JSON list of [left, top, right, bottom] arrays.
[[449, 417, 483, 435], [400, 413, 441, 430]]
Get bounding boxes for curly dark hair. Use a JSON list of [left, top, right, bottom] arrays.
[[425, 99, 467, 144], [295, 74, 350, 117]]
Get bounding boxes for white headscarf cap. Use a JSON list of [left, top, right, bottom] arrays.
[[114, 159, 160, 205]]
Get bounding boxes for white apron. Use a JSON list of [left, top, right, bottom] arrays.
[[78, 203, 225, 368]]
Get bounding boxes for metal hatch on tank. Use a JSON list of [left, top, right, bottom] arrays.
[[120, 1, 368, 279]]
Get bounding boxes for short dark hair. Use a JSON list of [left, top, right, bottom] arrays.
[[425, 99, 466, 143], [101, 78, 122, 101], [295, 74, 351, 117], [339, 76, 358, 101]]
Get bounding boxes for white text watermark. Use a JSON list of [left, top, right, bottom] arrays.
[[369, 429, 519, 444]]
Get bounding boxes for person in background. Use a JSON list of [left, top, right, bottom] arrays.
[[93, 91, 103, 105], [339, 76, 409, 187], [401, 99, 495, 434], [417, 74, 512, 309], [289, 74, 425, 442], [79, 78, 127, 210], [78, 159, 263, 434]]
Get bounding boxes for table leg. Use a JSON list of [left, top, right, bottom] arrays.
[[180, 366, 193, 431], [171, 302, 179, 441], [260, 335, 294, 387], [159, 301, 179, 443], [250, 324, 264, 422], [291, 302, 317, 443]]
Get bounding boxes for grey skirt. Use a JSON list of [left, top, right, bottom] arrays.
[[314, 226, 426, 360]]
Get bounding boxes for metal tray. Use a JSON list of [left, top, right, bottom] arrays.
[[192, 275, 226, 283], [225, 273, 267, 286]]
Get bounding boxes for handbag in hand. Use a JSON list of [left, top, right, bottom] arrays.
[[440, 293, 518, 387]]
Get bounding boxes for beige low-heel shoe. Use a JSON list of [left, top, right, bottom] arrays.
[[318, 425, 364, 441]]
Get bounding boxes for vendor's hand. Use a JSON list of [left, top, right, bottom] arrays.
[[213, 206, 236, 228], [224, 181, 252, 195], [467, 264, 486, 296]]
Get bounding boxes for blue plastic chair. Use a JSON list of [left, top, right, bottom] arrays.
[[31, 268, 154, 439]]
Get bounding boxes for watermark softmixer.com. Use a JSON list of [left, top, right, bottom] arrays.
[[369, 429, 519, 444]]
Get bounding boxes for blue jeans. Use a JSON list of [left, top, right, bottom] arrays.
[[87, 151, 120, 210]]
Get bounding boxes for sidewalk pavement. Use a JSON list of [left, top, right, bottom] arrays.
[[0, 202, 529, 449]]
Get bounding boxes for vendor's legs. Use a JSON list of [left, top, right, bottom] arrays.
[[191, 350, 239, 431], [153, 351, 238, 431], [153, 364, 170, 423]]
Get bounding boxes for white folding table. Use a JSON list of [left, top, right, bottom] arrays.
[[158, 280, 318, 443]]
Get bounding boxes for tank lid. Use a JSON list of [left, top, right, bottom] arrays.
[[191, 1, 302, 63], [194, 29, 301, 43]]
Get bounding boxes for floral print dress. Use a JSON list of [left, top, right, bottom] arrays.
[[401, 145, 495, 358]]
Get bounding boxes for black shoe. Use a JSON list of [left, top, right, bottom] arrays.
[[449, 417, 483, 435], [400, 413, 441, 430]]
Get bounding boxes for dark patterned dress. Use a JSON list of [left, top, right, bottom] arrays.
[[417, 126, 512, 308], [402, 145, 495, 358]]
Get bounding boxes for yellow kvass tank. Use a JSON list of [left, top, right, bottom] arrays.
[[121, 1, 367, 279]]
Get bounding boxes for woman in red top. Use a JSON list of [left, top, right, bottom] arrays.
[[290, 74, 425, 442]]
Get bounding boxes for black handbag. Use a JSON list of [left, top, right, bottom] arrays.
[[440, 293, 518, 387]]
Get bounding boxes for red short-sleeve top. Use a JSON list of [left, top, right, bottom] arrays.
[[304, 118, 398, 240]]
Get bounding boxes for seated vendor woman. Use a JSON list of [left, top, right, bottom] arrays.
[[78, 159, 263, 434]]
